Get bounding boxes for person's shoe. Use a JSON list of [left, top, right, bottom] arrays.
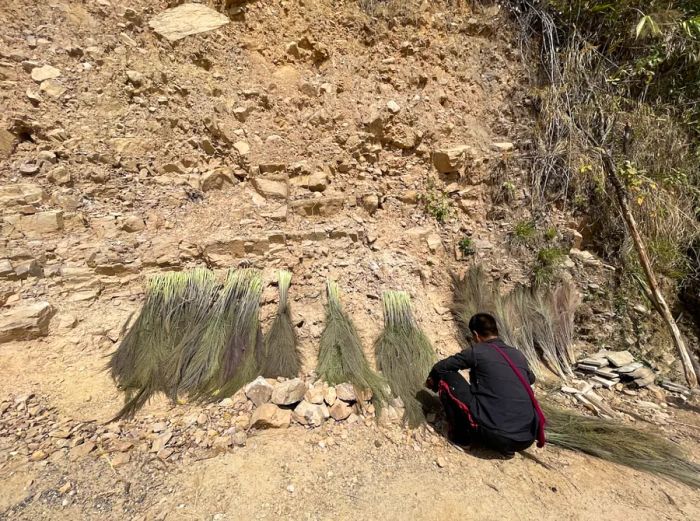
[[500, 450, 515, 459]]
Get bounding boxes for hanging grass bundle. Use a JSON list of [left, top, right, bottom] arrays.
[[452, 264, 578, 378], [317, 280, 388, 407], [260, 271, 301, 379], [183, 268, 263, 400], [543, 403, 700, 488], [375, 291, 436, 427], [109, 268, 218, 419]]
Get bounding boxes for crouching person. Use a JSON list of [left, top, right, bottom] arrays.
[[426, 313, 546, 457]]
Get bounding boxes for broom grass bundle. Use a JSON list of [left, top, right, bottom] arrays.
[[375, 291, 436, 427], [109, 268, 218, 419], [452, 265, 578, 378], [260, 271, 301, 378], [188, 268, 263, 400], [317, 280, 388, 407], [543, 403, 700, 488]]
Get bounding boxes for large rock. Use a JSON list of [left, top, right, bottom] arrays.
[[271, 378, 307, 405], [432, 145, 474, 174], [252, 177, 288, 199], [149, 4, 230, 42], [293, 400, 330, 427], [291, 172, 328, 192], [0, 183, 46, 208], [3, 211, 63, 237], [290, 196, 345, 217], [245, 376, 274, 406], [249, 403, 291, 429], [0, 302, 55, 344]]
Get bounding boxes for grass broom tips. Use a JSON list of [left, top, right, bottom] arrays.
[[317, 280, 388, 407], [375, 290, 436, 427], [543, 403, 700, 488], [260, 270, 301, 379]]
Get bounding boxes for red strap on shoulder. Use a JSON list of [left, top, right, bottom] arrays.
[[488, 343, 547, 448]]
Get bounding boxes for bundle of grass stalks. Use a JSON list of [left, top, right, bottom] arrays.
[[452, 265, 578, 378], [317, 280, 388, 407], [109, 268, 218, 419], [543, 402, 700, 488], [182, 268, 263, 400], [375, 291, 436, 427], [260, 271, 301, 378]]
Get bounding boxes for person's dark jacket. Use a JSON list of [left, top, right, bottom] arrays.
[[428, 338, 537, 442]]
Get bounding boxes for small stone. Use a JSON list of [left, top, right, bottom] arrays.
[[19, 163, 40, 175], [151, 431, 173, 452], [233, 141, 250, 155], [492, 142, 515, 152], [249, 403, 292, 429], [30, 450, 48, 461], [69, 441, 95, 461], [361, 194, 379, 215], [329, 400, 353, 421], [335, 383, 356, 402], [271, 378, 307, 405], [232, 431, 247, 447], [111, 452, 130, 467], [304, 386, 325, 405], [196, 413, 208, 425], [31, 65, 61, 82], [292, 400, 330, 427], [58, 483, 72, 494], [436, 456, 446, 468], [323, 386, 337, 406], [386, 100, 401, 114], [40, 79, 66, 98], [126, 70, 144, 87], [245, 376, 274, 406]]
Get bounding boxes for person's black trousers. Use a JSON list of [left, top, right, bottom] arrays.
[[437, 372, 534, 455]]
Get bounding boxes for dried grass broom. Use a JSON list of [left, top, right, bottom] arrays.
[[317, 280, 388, 407], [180, 268, 263, 400], [543, 402, 700, 488], [375, 291, 436, 427], [260, 270, 301, 378], [109, 268, 217, 419]]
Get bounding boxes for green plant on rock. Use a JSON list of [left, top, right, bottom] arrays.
[[512, 220, 537, 245], [533, 247, 566, 286], [458, 236, 476, 257], [420, 180, 452, 223]]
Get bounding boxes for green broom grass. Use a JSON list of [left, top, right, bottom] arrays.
[[544, 403, 700, 488], [375, 291, 436, 427], [260, 271, 301, 378], [109, 269, 217, 419], [212, 268, 263, 398], [317, 280, 388, 408]]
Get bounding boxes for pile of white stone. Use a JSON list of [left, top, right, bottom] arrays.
[[245, 377, 404, 429], [574, 350, 655, 389]]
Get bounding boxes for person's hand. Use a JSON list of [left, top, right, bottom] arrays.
[[425, 377, 436, 391]]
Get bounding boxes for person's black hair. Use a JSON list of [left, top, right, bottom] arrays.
[[468, 313, 499, 337]]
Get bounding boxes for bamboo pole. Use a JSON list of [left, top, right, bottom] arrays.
[[600, 152, 698, 389]]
